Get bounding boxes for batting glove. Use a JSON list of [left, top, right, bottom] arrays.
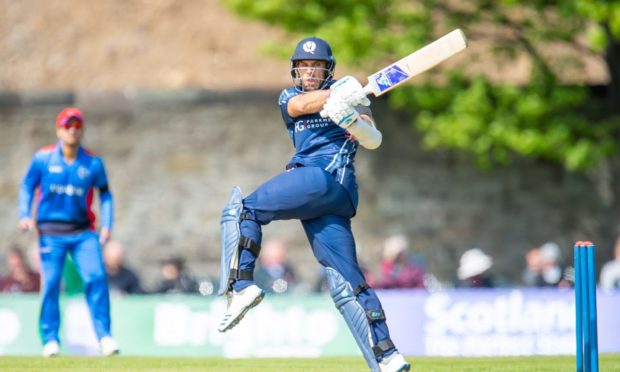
[[331, 76, 371, 107], [323, 95, 359, 128]]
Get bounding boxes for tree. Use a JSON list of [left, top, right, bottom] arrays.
[[222, 0, 620, 170]]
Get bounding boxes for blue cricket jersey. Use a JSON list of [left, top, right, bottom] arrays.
[[18, 142, 114, 235], [278, 82, 372, 210]]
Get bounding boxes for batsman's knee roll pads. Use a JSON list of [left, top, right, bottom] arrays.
[[218, 187, 262, 296], [326, 267, 381, 372]]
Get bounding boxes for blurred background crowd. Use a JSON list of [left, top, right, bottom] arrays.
[[3, 234, 620, 297]]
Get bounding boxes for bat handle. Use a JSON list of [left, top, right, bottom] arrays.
[[362, 83, 374, 95], [320, 83, 373, 118]]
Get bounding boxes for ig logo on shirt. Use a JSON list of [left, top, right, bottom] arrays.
[[295, 121, 306, 132]]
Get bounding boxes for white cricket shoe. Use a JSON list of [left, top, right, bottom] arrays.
[[218, 284, 265, 332], [99, 336, 120, 356], [379, 352, 411, 372], [42, 340, 60, 358]]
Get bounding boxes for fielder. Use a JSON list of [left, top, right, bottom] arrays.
[[217, 37, 410, 372], [18, 108, 119, 357]]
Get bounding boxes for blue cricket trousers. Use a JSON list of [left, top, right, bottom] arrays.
[[38, 230, 111, 344], [234, 166, 391, 349]]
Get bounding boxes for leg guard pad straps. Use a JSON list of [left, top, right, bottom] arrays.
[[325, 267, 381, 372], [373, 338, 395, 358], [218, 187, 262, 295], [229, 269, 254, 281], [239, 236, 261, 257], [354, 283, 370, 296], [362, 300, 395, 359], [366, 309, 386, 322]]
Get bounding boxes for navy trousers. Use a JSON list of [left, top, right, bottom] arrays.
[[233, 166, 392, 353]]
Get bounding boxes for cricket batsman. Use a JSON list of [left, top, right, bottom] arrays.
[[217, 37, 411, 372], [18, 107, 119, 357]]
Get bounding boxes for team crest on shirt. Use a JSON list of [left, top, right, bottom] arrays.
[[77, 166, 90, 179], [303, 41, 316, 54]]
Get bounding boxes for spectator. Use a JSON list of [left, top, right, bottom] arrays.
[[26, 242, 41, 274], [0, 246, 41, 293], [153, 256, 198, 294], [540, 242, 571, 287], [456, 248, 495, 288], [522, 246, 543, 286], [103, 240, 143, 295], [254, 239, 298, 294], [374, 234, 426, 289], [600, 237, 620, 291], [522, 242, 571, 288]]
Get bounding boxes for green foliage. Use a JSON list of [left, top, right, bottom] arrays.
[[223, 0, 435, 72], [391, 77, 618, 170], [222, 0, 620, 171], [587, 24, 608, 53]]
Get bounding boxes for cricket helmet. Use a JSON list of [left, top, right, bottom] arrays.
[[290, 37, 336, 91]]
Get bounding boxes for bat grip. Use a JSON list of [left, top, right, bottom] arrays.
[[362, 83, 374, 95]]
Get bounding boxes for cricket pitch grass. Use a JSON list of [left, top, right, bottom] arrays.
[[1, 355, 620, 371]]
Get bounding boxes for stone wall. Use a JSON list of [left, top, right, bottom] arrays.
[[1, 90, 616, 289]]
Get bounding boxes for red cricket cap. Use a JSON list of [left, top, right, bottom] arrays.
[[56, 107, 84, 127]]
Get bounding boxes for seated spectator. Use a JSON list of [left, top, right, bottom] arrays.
[[255, 239, 297, 294], [540, 242, 571, 287], [522, 242, 571, 288], [373, 234, 426, 289], [455, 248, 495, 288], [522, 246, 543, 286], [26, 242, 41, 273], [153, 256, 198, 294], [0, 246, 41, 293], [103, 240, 144, 295], [600, 236, 620, 291]]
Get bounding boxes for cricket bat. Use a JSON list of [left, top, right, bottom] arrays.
[[321, 29, 468, 117], [363, 29, 467, 96]]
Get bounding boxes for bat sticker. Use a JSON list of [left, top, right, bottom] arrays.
[[373, 65, 410, 93]]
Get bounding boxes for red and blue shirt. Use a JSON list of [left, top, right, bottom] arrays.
[[19, 142, 113, 235]]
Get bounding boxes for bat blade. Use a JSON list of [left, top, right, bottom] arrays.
[[364, 29, 468, 96]]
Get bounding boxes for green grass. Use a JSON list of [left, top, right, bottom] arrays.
[[0, 355, 619, 371]]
